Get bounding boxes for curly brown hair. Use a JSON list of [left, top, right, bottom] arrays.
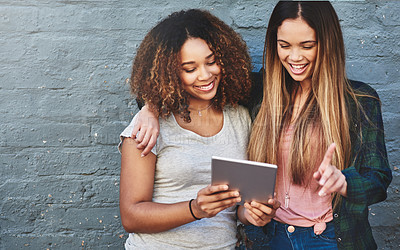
[[130, 9, 252, 122]]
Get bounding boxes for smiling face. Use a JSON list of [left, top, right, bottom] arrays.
[[277, 17, 317, 89], [179, 38, 221, 107]]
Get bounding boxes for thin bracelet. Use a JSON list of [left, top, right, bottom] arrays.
[[189, 199, 201, 220]]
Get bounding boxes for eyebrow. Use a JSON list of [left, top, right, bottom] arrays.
[[277, 39, 317, 44], [181, 53, 214, 66]]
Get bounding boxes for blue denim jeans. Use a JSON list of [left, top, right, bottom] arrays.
[[236, 224, 271, 249], [263, 219, 338, 250]]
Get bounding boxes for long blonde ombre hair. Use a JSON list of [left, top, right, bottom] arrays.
[[248, 1, 360, 192]]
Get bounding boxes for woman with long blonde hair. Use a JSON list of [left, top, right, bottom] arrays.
[[248, 1, 391, 249]]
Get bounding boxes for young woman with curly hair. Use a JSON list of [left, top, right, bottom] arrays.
[[119, 9, 279, 249]]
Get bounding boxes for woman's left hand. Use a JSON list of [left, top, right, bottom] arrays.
[[242, 198, 280, 227], [313, 143, 347, 197]]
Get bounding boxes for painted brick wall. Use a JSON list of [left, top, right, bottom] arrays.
[[0, 0, 398, 249]]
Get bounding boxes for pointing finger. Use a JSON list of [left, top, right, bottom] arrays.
[[321, 143, 336, 167]]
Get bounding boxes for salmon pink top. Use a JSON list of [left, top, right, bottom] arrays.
[[274, 124, 333, 234]]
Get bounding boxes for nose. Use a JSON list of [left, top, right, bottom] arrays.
[[197, 65, 212, 81], [289, 48, 303, 61]]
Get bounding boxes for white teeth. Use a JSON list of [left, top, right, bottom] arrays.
[[291, 64, 306, 69], [196, 81, 214, 91]]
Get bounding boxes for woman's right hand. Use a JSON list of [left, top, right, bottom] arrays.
[[241, 198, 280, 226], [131, 105, 160, 157], [190, 185, 241, 219]]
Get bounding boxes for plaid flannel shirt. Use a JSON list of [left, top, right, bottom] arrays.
[[333, 80, 392, 250]]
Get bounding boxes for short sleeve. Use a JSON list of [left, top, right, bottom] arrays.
[[118, 113, 158, 155]]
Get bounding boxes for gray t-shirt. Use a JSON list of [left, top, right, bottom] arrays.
[[119, 105, 251, 249]]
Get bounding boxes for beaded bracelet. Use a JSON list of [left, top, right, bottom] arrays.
[[189, 199, 201, 220]]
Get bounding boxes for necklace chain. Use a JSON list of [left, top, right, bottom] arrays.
[[188, 102, 213, 116], [283, 125, 293, 209]]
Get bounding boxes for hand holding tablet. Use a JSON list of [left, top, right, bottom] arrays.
[[211, 156, 277, 205]]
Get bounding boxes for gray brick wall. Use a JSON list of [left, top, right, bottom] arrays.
[[0, 0, 398, 249]]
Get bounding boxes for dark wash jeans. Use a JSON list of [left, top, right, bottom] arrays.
[[237, 220, 338, 250], [265, 219, 338, 250]]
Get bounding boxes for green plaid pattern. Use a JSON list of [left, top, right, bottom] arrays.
[[334, 80, 392, 249]]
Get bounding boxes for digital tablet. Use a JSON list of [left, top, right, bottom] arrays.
[[211, 156, 277, 205]]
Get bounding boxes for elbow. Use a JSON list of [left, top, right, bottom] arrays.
[[121, 218, 161, 234], [120, 207, 141, 233], [122, 221, 137, 234], [120, 203, 165, 233], [120, 210, 154, 233], [121, 215, 142, 233]]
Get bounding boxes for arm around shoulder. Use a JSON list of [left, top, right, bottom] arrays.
[[130, 105, 160, 156]]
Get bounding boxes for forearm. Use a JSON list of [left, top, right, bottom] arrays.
[[342, 161, 391, 205], [121, 200, 196, 233]]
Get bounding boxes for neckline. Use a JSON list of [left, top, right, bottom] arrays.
[[171, 109, 226, 138]]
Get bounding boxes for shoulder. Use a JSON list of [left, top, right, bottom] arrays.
[[224, 105, 250, 118], [349, 80, 380, 100], [120, 112, 140, 139], [224, 105, 251, 132], [118, 113, 140, 153], [347, 80, 384, 131], [119, 113, 166, 155], [348, 80, 382, 111]]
